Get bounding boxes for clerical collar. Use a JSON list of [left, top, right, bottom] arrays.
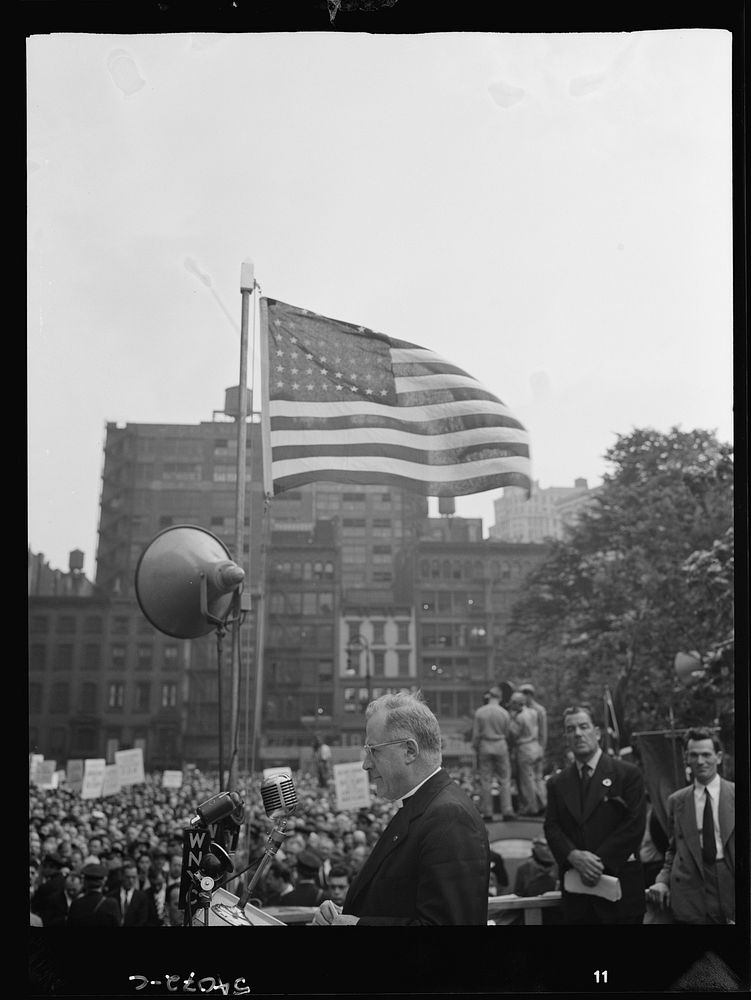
[[394, 767, 441, 809]]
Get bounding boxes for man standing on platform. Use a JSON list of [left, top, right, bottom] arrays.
[[544, 703, 646, 924], [519, 682, 548, 802], [509, 691, 546, 816], [311, 690, 489, 925], [471, 685, 515, 821], [647, 728, 735, 924]]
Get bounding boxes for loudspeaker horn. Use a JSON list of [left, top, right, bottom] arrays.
[[134, 525, 245, 639]]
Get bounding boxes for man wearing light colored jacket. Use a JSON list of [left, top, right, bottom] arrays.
[[647, 727, 735, 924]]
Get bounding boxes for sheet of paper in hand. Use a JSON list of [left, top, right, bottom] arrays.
[[564, 870, 622, 901]]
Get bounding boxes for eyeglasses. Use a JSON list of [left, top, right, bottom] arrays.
[[362, 739, 413, 757]]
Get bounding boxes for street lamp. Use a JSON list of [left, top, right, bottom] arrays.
[[347, 634, 372, 711]]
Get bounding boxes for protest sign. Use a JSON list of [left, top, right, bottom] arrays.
[[115, 747, 145, 787], [333, 760, 371, 811], [66, 759, 84, 793], [81, 758, 106, 800], [102, 763, 121, 797]]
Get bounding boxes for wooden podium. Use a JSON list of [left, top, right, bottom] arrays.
[[190, 886, 286, 926]]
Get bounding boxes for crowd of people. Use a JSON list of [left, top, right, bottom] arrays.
[[29, 764, 399, 926], [30, 685, 735, 928]]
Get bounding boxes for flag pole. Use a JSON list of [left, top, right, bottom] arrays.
[[227, 259, 255, 793], [250, 296, 273, 774]]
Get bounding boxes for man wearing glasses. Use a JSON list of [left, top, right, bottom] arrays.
[[311, 691, 490, 925]]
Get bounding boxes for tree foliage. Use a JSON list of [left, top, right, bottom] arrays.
[[503, 427, 734, 761]]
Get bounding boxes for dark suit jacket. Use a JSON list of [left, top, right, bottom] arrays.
[[67, 890, 120, 927], [31, 876, 69, 927], [544, 753, 646, 923], [145, 885, 169, 926], [342, 768, 490, 925], [109, 887, 151, 926], [276, 880, 327, 907], [656, 778, 735, 923]]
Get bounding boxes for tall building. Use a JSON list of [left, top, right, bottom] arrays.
[[489, 478, 599, 543], [410, 530, 549, 746], [28, 390, 551, 771]]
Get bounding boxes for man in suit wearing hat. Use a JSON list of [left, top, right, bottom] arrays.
[[544, 703, 646, 924], [312, 690, 490, 925], [67, 863, 120, 926], [513, 836, 558, 896], [278, 850, 328, 907], [647, 728, 735, 924], [471, 685, 514, 821], [31, 854, 71, 927]]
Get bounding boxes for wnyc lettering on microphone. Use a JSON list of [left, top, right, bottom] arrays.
[[128, 972, 250, 994]]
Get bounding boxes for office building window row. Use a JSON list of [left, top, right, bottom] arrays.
[[420, 590, 486, 614], [29, 680, 179, 716], [421, 623, 488, 648]]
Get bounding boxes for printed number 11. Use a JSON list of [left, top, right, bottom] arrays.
[[594, 970, 608, 984]]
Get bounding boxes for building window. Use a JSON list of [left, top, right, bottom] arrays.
[[347, 622, 362, 643], [372, 571, 392, 582], [163, 646, 179, 670], [57, 616, 76, 634], [112, 616, 130, 635], [50, 682, 70, 714], [136, 644, 153, 670], [397, 650, 411, 674], [163, 462, 202, 482], [84, 616, 103, 634], [78, 682, 98, 713], [30, 645, 46, 671], [396, 622, 410, 645], [30, 615, 49, 634], [49, 727, 67, 760], [54, 644, 74, 670], [72, 726, 97, 754], [156, 728, 178, 759], [159, 515, 174, 528], [111, 644, 127, 670], [161, 683, 177, 708], [29, 682, 43, 714], [373, 651, 385, 676], [372, 622, 385, 644], [83, 644, 100, 670], [107, 682, 125, 711], [213, 465, 237, 483], [135, 683, 151, 712]]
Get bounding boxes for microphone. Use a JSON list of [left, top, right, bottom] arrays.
[[237, 774, 297, 909], [260, 773, 298, 818], [190, 790, 244, 828]]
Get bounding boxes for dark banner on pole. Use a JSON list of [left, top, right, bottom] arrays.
[[632, 730, 687, 837]]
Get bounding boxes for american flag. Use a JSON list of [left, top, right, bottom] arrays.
[[261, 298, 532, 498]]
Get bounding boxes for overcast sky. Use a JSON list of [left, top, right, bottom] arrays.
[[27, 28, 733, 575]]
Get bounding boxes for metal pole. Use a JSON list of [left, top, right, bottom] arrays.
[[250, 508, 270, 776], [228, 260, 254, 792]]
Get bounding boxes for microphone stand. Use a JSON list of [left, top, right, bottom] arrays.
[[237, 814, 292, 909]]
